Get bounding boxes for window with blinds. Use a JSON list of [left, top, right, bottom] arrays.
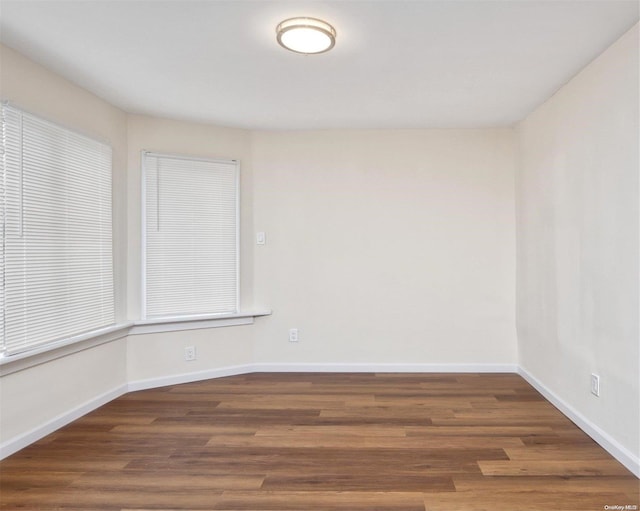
[[1, 104, 114, 357], [142, 152, 239, 319]]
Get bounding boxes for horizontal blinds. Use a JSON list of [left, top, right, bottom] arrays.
[[144, 153, 238, 318], [1, 105, 114, 356], [0, 108, 5, 352]]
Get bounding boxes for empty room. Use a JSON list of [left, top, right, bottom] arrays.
[[0, 0, 638, 510]]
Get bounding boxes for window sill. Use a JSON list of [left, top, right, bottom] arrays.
[[129, 310, 272, 335], [0, 310, 271, 376], [0, 323, 133, 376]]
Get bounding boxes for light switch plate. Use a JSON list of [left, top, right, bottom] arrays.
[[591, 373, 600, 397]]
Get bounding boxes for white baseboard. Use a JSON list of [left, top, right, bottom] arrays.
[[127, 364, 254, 392], [251, 362, 518, 373], [127, 362, 517, 392], [518, 366, 640, 478], [0, 383, 128, 460]]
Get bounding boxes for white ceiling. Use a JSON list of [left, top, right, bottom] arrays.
[[1, 1, 638, 130]]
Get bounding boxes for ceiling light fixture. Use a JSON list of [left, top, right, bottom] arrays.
[[276, 17, 336, 54]]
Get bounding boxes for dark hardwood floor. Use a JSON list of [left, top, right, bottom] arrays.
[[0, 372, 638, 510]]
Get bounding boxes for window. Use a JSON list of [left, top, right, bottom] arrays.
[[142, 152, 239, 319], [1, 105, 114, 357]]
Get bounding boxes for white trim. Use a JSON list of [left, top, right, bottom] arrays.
[[0, 323, 132, 376], [128, 364, 254, 392], [127, 362, 517, 392], [518, 366, 640, 478], [0, 384, 128, 460], [129, 310, 271, 335], [251, 362, 518, 373], [134, 310, 271, 326], [140, 150, 147, 319], [130, 316, 253, 335], [143, 151, 238, 166], [234, 160, 241, 313]]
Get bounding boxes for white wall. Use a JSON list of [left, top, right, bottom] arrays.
[[516, 24, 639, 463], [251, 129, 517, 366], [0, 340, 127, 445], [125, 115, 257, 384], [0, 44, 129, 447]]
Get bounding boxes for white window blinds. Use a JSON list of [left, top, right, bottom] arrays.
[[1, 105, 114, 356], [143, 152, 238, 319]]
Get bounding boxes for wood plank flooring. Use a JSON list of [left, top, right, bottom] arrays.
[[0, 372, 638, 510]]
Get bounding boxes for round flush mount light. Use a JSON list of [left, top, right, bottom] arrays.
[[276, 17, 336, 54]]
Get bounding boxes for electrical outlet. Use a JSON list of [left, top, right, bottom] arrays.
[[591, 373, 600, 397], [184, 346, 196, 361], [289, 328, 299, 343]]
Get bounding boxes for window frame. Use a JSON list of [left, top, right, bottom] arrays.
[[0, 102, 116, 358], [140, 150, 241, 321]]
